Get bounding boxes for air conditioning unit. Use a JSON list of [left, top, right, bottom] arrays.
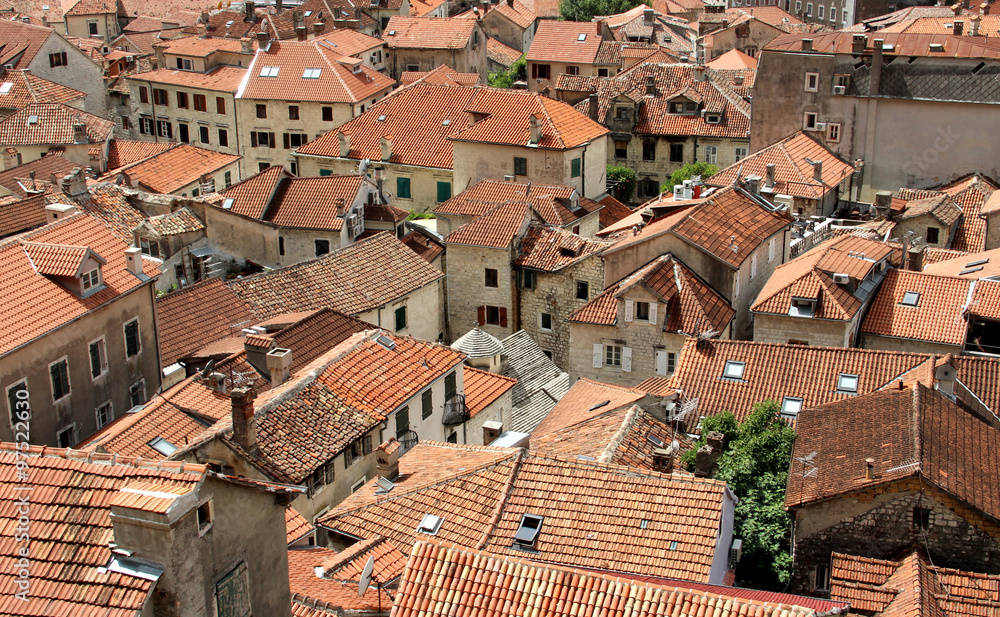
[[503, 174, 515, 181], [832, 84, 846, 95], [126, 55, 135, 62], [729, 538, 743, 567], [832, 273, 850, 284], [814, 122, 826, 130], [347, 213, 363, 239]]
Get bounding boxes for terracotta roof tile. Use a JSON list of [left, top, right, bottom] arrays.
[[228, 231, 444, 316], [709, 131, 854, 200], [384, 16, 476, 49], [147, 207, 204, 236], [22, 240, 100, 277], [0, 193, 46, 237], [129, 65, 247, 92], [0, 152, 77, 197], [766, 30, 1000, 59], [153, 36, 247, 57], [786, 384, 1000, 526], [532, 378, 647, 436], [0, 20, 55, 69], [106, 139, 173, 170], [861, 269, 973, 346], [401, 229, 445, 262], [597, 193, 634, 228], [514, 225, 611, 272], [526, 20, 603, 63], [156, 277, 256, 366], [220, 164, 286, 218], [101, 143, 240, 195], [399, 64, 482, 86], [286, 507, 314, 544], [0, 69, 85, 110], [900, 174, 997, 252], [288, 548, 394, 611], [73, 182, 148, 243], [262, 175, 364, 230], [444, 200, 531, 249], [311, 28, 384, 58], [0, 103, 113, 147], [463, 365, 516, 416], [435, 178, 602, 226], [320, 535, 408, 582], [486, 37, 524, 68]]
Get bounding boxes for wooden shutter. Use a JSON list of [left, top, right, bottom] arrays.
[[592, 343, 603, 368], [622, 347, 632, 372], [531, 63, 537, 79], [125, 321, 140, 357], [269, 133, 276, 148], [649, 302, 658, 325], [655, 350, 667, 376], [90, 343, 102, 378], [283, 133, 290, 149], [499, 307, 508, 327], [250, 132, 257, 148], [477, 305, 486, 326], [624, 299, 634, 322]]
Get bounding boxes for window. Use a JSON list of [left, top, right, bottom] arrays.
[[198, 125, 210, 144], [178, 123, 189, 143], [655, 350, 676, 376], [566, 65, 579, 75], [571, 158, 581, 178], [124, 319, 141, 358], [395, 305, 407, 331], [56, 425, 75, 448], [704, 145, 718, 164], [781, 396, 803, 418], [139, 86, 148, 104], [82, 268, 100, 291], [734, 271, 740, 298], [817, 4, 824, 18], [193, 94, 207, 111], [196, 501, 213, 533], [7, 380, 27, 427], [446, 431, 458, 443], [216, 97, 226, 114], [156, 120, 172, 138], [139, 117, 153, 135], [422, 389, 433, 419], [218, 129, 228, 147], [514, 156, 527, 176], [258, 162, 270, 172], [322, 106, 333, 121], [513, 514, 543, 549], [834, 74, 850, 88], [804, 72, 819, 92], [251, 131, 274, 148], [540, 313, 552, 331], [615, 141, 629, 159], [926, 227, 940, 244], [520, 270, 536, 290], [445, 371, 457, 402], [576, 281, 589, 300], [642, 141, 656, 161], [256, 103, 267, 118], [485, 305, 504, 325], [315, 239, 330, 256], [344, 435, 373, 467], [89, 20, 98, 35], [96, 402, 113, 429], [795, 0, 801, 11], [530, 63, 551, 80], [768, 237, 776, 261], [635, 301, 650, 321], [722, 360, 745, 380], [806, 2, 812, 15], [49, 52, 67, 67], [616, 107, 629, 120], [278, 237, 285, 256], [735, 146, 748, 161], [259, 66, 279, 77], [803, 111, 817, 130], [913, 506, 931, 529], [901, 291, 921, 307], [837, 373, 859, 393], [670, 143, 684, 162], [396, 406, 409, 439], [436, 181, 451, 203], [605, 345, 622, 367], [598, 68, 609, 77], [485, 268, 499, 287], [815, 563, 830, 592], [639, 178, 659, 197], [176, 91, 188, 108], [827, 122, 841, 142], [302, 68, 322, 78], [750, 253, 757, 279], [50, 358, 70, 402], [283, 133, 307, 148], [288, 105, 299, 120], [89, 338, 108, 379], [153, 89, 168, 105], [830, 6, 837, 21], [394, 176, 412, 199]]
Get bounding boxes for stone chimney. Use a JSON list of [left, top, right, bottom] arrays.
[[256, 31, 269, 47], [376, 438, 401, 480], [765, 163, 776, 188], [971, 14, 981, 35], [873, 190, 892, 216], [870, 39, 883, 96], [88, 148, 106, 173], [72, 120, 88, 144], [587, 93, 598, 121], [954, 19, 964, 35], [245, 0, 255, 22], [338, 132, 350, 157], [952, 1, 962, 15], [693, 66, 705, 81], [744, 175, 761, 194], [240, 37, 253, 54], [643, 7, 655, 23], [125, 246, 143, 276], [645, 75, 657, 96], [529, 113, 542, 144], [313, 21, 325, 33], [199, 9, 208, 23], [296, 25, 307, 40], [60, 167, 88, 197], [982, 2, 990, 15], [482, 420, 502, 445], [197, 22, 207, 38], [865, 457, 875, 480], [652, 448, 675, 473], [265, 347, 292, 386], [45, 202, 77, 223], [811, 159, 822, 182], [231, 386, 257, 451], [3, 147, 19, 170], [852, 34, 866, 54], [694, 431, 725, 477], [380, 135, 392, 161], [801, 38, 813, 51]]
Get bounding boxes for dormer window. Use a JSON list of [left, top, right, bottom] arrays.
[[790, 297, 816, 317], [670, 102, 684, 114], [513, 514, 543, 550], [139, 237, 159, 259], [81, 268, 100, 291], [705, 114, 721, 124], [616, 107, 629, 119]]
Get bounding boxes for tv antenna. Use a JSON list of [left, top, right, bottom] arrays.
[[358, 555, 383, 613]]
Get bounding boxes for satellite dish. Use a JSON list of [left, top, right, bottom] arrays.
[[202, 359, 216, 376], [358, 555, 375, 597]]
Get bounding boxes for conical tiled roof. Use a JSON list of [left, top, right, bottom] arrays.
[[451, 326, 502, 358]]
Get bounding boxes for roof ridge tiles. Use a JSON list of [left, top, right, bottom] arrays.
[[0, 441, 210, 474], [475, 447, 525, 549], [597, 404, 643, 463]]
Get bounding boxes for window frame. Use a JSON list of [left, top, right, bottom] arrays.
[[722, 360, 746, 380], [176, 91, 189, 109], [540, 313, 553, 331], [837, 373, 859, 393], [288, 105, 299, 120], [421, 389, 433, 419], [669, 143, 684, 162], [95, 401, 113, 429], [129, 379, 146, 408], [322, 106, 334, 121], [394, 305, 407, 331], [604, 344, 622, 368], [514, 156, 527, 176], [88, 336, 108, 380], [827, 122, 842, 143], [6, 379, 27, 429], [571, 157, 581, 178], [642, 141, 656, 161], [396, 176, 411, 199], [315, 239, 330, 256], [81, 267, 101, 291], [49, 357, 71, 403], [804, 72, 820, 92], [576, 280, 589, 300], [485, 268, 499, 288], [255, 103, 267, 119], [193, 93, 207, 111], [123, 318, 141, 359]]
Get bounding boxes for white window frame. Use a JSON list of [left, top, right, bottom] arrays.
[[751, 253, 758, 279], [804, 72, 819, 92], [6, 378, 27, 428], [806, 2, 813, 15], [129, 379, 146, 408], [723, 360, 746, 380], [605, 344, 622, 367], [49, 356, 71, 403], [735, 146, 748, 162], [704, 145, 718, 164], [795, 0, 801, 11], [540, 313, 553, 332], [81, 267, 100, 291], [351, 476, 367, 493], [259, 66, 280, 77], [827, 122, 842, 143], [88, 336, 108, 381], [780, 396, 803, 419], [837, 373, 859, 393], [817, 4, 824, 19], [830, 6, 836, 21], [123, 318, 141, 359], [95, 400, 113, 429], [803, 111, 818, 130]]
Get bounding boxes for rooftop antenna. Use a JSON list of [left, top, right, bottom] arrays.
[[357, 555, 382, 613]]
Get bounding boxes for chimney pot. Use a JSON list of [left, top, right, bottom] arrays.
[[865, 458, 875, 480], [379, 135, 393, 161], [313, 21, 325, 33], [296, 25, 307, 40], [376, 438, 402, 480], [954, 19, 964, 35], [265, 347, 292, 386], [245, 0, 255, 21], [231, 386, 257, 451], [801, 38, 813, 51], [852, 34, 866, 54], [256, 31, 269, 46]]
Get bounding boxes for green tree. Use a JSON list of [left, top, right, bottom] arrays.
[[560, 0, 641, 22], [663, 162, 719, 193], [607, 165, 637, 203], [682, 401, 796, 589], [488, 55, 527, 88]]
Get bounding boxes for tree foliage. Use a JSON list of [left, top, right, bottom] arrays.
[[682, 401, 796, 589], [559, 0, 641, 22], [487, 55, 527, 88], [663, 162, 719, 193], [607, 165, 637, 203]]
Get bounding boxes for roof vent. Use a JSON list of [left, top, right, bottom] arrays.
[[376, 334, 396, 350], [417, 513, 443, 535], [375, 476, 395, 494], [512, 513, 543, 549], [588, 400, 610, 412], [929, 43, 945, 52]]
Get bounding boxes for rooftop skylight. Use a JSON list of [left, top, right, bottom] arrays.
[[148, 436, 178, 456], [0, 83, 12, 95], [722, 360, 745, 380], [302, 68, 322, 79], [837, 373, 859, 393], [577, 33, 587, 41], [900, 291, 920, 307], [259, 66, 279, 77]]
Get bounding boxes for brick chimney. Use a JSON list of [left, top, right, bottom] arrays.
[[240, 37, 253, 54], [954, 19, 964, 35], [313, 21, 325, 33], [125, 247, 143, 276], [265, 347, 292, 386], [644, 7, 655, 23], [231, 386, 257, 451], [376, 438, 401, 480], [971, 14, 981, 35], [256, 31, 269, 47], [529, 113, 542, 145], [245, 0, 256, 22], [873, 190, 892, 216], [694, 431, 725, 477], [851, 34, 866, 54], [801, 38, 813, 51], [652, 448, 675, 473], [379, 135, 392, 161], [338, 132, 350, 157], [296, 25, 307, 40]]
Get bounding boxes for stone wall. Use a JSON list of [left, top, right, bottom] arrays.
[[753, 312, 855, 347], [446, 243, 515, 340], [860, 333, 961, 356]]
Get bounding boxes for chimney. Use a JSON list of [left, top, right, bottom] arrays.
[[231, 386, 257, 451], [811, 159, 822, 182], [693, 66, 705, 81], [508, 0, 514, 7], [643, 7, 655, 23], [256, 31, 269, 47], [954, 19, 964, 35], [125, 246, 143, 276], [276, 0, 283, 12], [745, 175, 761, 194], [963, 0, 970, 9], [482, 420, 503, 445], [200, 9, 208, 23], [852, 34, 866, 54], [376, 438, 401, 480], [296, 25, 307, 40], [652, 448, 675, 474], [245, 0, 255, 22], [88, 148, 106, 173], [3, 148, 19, 170], [587, 93, 598, 121], [338, 132, 350, 157], [865, 458, 875, 480], [379, 135, 392, 161], [870, 39, 883, 96], [529, 113, 542, 144], [874, 190, 892, 215], [645, 75, 657, 96], [694, 431, 725, 477], [72, 120, 88, 144], [45, 202, 77, 223], [240, 37, 253, 54], [197, 23, 207, 38], [982, 2, 990, 15], [734, 74, 744, 85], [60, 167, 88, 197], [265, 347, 292, 386], [313, 21, 325, 33], [801, 38, 813, 51], [971, 14, 981, 35], [952, 1, 962, 15], [935, 360, 956, 396], [765, 163, 776, 188]]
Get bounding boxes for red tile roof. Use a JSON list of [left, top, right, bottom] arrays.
[[532, 378, 647, 436], [0, 20, 56, 69], [320, 535, 408, 582], [321, 441, 731, 581], [861, 269, 975, 346], [153, 36, 247, 57], [22, 240, 102, 277], [227, 231, 444, 316], [0, 152, 77, 197], [384, 16, 476, 49], [105, 139, 172, 170], [219, 164, 287, 219], [709, 131, 855, 200], [398, 64, 482, 86], [240, 40, 394, 103], [464, 0, 536, 29], [902, 174, 997, 252], [401, 229, 445, 263], [434, 178, 602, 226], [526, 20, 603, 63], [311, 28, 384, 58], [156, 277, 256, 367], [129, 65, 247, 92], [0, 103, 113, 147], [514, 225, 611, 272], [262, 175, 364, 231], [486, 37, 524, 68], [786, 383, 1000, 526], [286, 507, 314, 544], [0, 193, 46, 237], [463, 365, 517, 416], [288, 548, 394, 612], [766, 31, 1000, 59], [665, 338, 937, 423], [923, 246, 1000, 279], [393, 541, 827, 617], [101, 143, 241, 195], [0, 69, 85, 110], [597, 193, 634, 228], [444, 200, 531, 249]]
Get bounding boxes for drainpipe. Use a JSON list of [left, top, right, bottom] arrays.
[[146, 79, 158, 143], [580, 142, 588, 197]]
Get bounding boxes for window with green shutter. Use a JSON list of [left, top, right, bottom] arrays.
[[124, 320, 140, 357], [571, 158, 581, 178], [396, 406, 409, 439], [7, 381, 26, 426], [445, 371, 457, 401], [50, 360, 70, 400], [319, 169, 333, 176], [436, 181, 451, 203], [395, 305, 407, 331], [422, 389, 432, 419], [514, 157, 527, 176], [397, 176, 411, 199]]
